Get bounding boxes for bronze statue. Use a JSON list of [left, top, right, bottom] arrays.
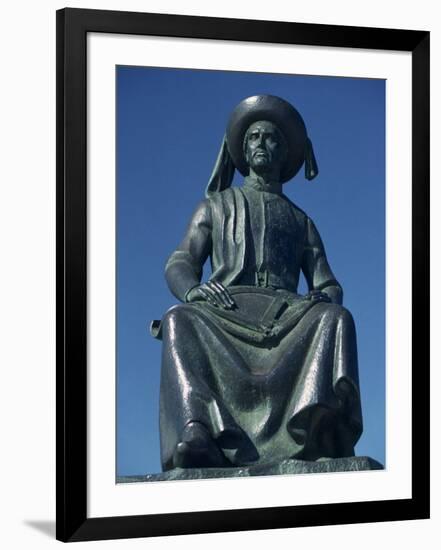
[[152, 95, 363, 472]]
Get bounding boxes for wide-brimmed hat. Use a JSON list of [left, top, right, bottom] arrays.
[[205, 95, 318, 197], [226, 95, 315, 183]]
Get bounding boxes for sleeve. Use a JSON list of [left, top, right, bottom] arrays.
[[301, 217, 343, 304], [164, 199, 212, 302]]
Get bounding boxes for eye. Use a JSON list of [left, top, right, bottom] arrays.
[[266, 135, 278, 145]]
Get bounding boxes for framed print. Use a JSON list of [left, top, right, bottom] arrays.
[[56, 8, 429, 542]]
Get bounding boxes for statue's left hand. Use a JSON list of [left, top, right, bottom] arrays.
[[186, 281, 236, 309], [305, 290, 332, 303]]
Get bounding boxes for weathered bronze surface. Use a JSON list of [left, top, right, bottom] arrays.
[[153, 95, 365, 473]]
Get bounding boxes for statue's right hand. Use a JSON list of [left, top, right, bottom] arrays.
[[186, 281, 236, 310]]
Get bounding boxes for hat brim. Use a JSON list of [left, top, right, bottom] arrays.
[[226, 95, 307, 183]]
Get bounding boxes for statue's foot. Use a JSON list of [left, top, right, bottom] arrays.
[[173, 421, 227, 469]]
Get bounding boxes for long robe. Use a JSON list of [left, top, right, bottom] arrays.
[[156, 180, 362, 471]]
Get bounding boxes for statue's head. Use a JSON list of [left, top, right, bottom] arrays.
[[242, 120, 288, 179], [205, 95, 318, 197], [226, 94, 316, 183]]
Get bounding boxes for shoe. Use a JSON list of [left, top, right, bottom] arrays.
[[172, 421, 227, 469]]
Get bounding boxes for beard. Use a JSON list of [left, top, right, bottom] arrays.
[[250, 153, 274, 175]]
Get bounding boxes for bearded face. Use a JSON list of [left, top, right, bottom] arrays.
[[243, 120, 288, 177]]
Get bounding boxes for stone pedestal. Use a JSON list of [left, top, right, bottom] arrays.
[[117, 456, 383, 483]]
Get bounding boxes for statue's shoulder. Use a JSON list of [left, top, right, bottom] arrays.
[[206, 187, 237, 203], [189, 197, 212, 220]]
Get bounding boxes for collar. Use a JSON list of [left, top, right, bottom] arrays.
[[243, 175, 283, 195]]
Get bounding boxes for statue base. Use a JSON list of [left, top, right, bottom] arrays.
[[117, 456, 383, 483]]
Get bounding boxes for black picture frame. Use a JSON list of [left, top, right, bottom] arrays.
[[56, 7, 430, 542]]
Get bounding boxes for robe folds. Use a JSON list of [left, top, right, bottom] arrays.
[[155, 183, 362, 471]]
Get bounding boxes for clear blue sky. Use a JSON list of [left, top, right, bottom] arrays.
[[116, 66, 385, 476]]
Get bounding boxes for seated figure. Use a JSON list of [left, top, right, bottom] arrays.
[[153, 95, 362, 471]]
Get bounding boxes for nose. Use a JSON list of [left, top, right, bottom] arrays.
[[255, 133, 264, 147]]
